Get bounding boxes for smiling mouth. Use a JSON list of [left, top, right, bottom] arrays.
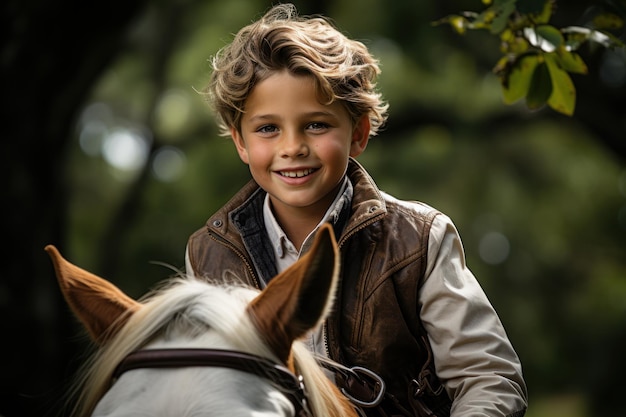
[[279, 168, 316, 178]]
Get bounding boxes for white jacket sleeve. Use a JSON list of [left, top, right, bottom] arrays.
[[420, 213, 528, 416], [184, 244, 196, 278]]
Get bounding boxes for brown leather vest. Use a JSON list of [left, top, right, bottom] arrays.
[[187, 159, 452, 416]]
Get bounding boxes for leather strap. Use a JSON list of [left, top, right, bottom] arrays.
[[114, 348, 297, 388], [317, 358, 386, 409], [113, 348, 310, 415]]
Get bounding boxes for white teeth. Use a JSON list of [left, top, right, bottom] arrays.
[[280, 168, 315, 178]]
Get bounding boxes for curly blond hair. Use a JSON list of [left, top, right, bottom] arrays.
[[204, 3, 388, 137]]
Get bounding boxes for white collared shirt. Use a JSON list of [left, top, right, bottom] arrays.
[[262, 177, 350, 365]]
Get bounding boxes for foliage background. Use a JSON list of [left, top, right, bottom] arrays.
[[2, 0, 625, 416]]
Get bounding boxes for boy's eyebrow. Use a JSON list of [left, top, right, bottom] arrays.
[[247, 111, 338, 123]]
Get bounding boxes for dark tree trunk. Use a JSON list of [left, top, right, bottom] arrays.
[[0, 1, 147, 416]]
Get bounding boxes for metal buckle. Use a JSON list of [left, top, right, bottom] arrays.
[[295, 374, 314, 417], [340, 366, 386, 408]]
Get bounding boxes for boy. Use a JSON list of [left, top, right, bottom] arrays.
[[186, 3, 528, 416]]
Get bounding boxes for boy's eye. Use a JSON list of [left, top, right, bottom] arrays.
[[307, 122, 329, 131], [256, 125, 278, 134]]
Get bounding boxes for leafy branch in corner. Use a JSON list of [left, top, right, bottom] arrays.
[[433, 0, 625, 116]]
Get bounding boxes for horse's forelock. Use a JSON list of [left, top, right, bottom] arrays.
[[132, 277, 266, 350]]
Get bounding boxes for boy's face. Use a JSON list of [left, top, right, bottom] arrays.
[[231, 71, 370, 223]]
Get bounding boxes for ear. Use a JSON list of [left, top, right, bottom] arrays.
[[349, 116, 370, 157], [231, 127, 250, 164], [247, 223, 339, 363], [45, 245, 141, 344]]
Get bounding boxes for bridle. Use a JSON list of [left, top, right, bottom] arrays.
[[113, 348, 314, 416], [113, 348, 386, 417]]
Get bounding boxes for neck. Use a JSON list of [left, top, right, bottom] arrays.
[[274, 206, 323, 251], [269, 182, 345, 251]]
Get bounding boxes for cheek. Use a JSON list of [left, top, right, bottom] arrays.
[[315, 138, 351, 160], [245, 142, 274, 165]]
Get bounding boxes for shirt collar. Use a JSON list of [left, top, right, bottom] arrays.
[[263, 176, 352, 269]]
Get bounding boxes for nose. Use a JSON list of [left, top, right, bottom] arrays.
[[280, 131, 309, 158]]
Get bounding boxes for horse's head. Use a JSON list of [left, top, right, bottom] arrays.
[[46, 223, 357, 417]]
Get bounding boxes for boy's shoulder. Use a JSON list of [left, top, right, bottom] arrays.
[[347, 158, 443, 223], [380, 190, 441, 218]]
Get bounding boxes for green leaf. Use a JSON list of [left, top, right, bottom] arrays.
[[531, 0, 554, 24], [448, 15, 470, 34], [563, 28, 588, 51], [545, 54, 576, 116], [491, 1, 516, 34], [502, 54, 540, 104], [473, 9, 497, 30], [524, 25, 564, 52], [562, 26, 626, 49], [592, 13, 624, 30], [554, 48, 588, 74], [431, 15, 470, 34], [526, 60, 552, 110]]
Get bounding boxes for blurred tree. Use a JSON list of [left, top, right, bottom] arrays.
[[1, 1, 625, 417]]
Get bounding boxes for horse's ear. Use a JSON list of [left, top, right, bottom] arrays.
[[247, 223, 339, 362], [45, 245, 141, 344]]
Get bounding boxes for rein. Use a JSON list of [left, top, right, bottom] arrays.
[[113, 348, 387, 417], [113, 348, 313, 416]]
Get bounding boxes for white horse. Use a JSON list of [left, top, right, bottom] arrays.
[[46, 223, 359, 417]]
